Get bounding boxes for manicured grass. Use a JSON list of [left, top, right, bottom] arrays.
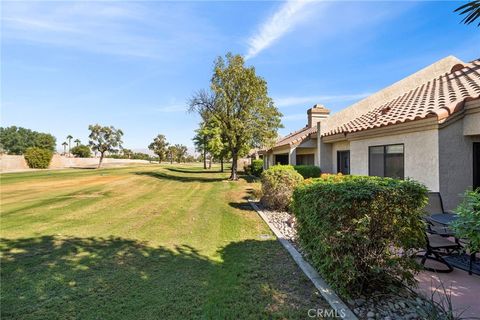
[[1, 164, 330, 319]]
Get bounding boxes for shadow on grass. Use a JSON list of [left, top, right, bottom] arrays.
[[166, 167, 223, 174], [229, 202, 255, 211], [238, 173, 259, 184], [0, 236, 329, 319], [135, 171, 226, 183]]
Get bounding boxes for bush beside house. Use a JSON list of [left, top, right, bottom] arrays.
[[24, 147, 53, 169], [261, 165, 303, 211], [452, 189, 480, 254], [250, 159, 264, 177], [293, 165, 321, 178], [292, 175, 428, 296]]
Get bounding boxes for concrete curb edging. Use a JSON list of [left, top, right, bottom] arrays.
[[248, 200, 358, 320]]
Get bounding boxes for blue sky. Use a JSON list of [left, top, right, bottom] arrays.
[[1, 1, 479, 152]]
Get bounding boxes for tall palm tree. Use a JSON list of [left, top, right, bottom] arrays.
[[455, 1, 480, 26], [74, 139, 81, 147], [62, 142, 68, 155], [66, 135, 73, 156]]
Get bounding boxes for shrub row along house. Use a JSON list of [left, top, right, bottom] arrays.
[[261, 56, 480, 210]]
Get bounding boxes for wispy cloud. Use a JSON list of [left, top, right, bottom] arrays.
[[1, 2, 218, 59], [245, 0, 314, 60], [275, 93, 371, 108]]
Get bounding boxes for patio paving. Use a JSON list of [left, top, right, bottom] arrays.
[[415, 261, 480, 318]]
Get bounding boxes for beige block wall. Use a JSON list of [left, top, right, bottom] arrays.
[[349, 129, 440, 192], [1, 154, 151, 173]]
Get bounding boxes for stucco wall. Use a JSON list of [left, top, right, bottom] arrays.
[[439, 119, 480, 210], [349, 129, 440, 192], [463, 100, 480, 136]]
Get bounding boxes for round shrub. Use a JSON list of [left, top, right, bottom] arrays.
[[292, 176, 428, 296], [260, 165, 303, 211], [24, 147, 53, 169], [293, 165, 321, 178], [71, 145, 92, 158], [251, 159, 264, 177]]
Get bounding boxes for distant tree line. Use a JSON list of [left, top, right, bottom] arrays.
[[148, 134, 191, 164], [0, 126, 56, 155]]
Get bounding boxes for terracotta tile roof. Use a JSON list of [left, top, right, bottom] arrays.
[[274, 125, 317, 148], [323, 59, 480, 136]]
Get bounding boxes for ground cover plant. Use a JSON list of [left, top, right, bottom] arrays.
[[0, 164, 329, 319]]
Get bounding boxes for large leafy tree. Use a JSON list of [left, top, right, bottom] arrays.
[[71, 145, 92, 158], [206, 120, 230, 173], [174, 144, 188, 163], [193, 127, 209, 169], [189, 53, 282, 180], [0, 126, 56, 154], [88, 124, 123, 168], [35, 133, 57, 152], [148, 134, 169, 163], [193, 117, 229, 172], [455, 1, 480, 26], [122, 148, 133, 159], [167, 145, 177, 164]]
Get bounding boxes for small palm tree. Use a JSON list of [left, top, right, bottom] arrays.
[[62, 142, 68, 155], [66, 135, 73, 156], [455, 0, 480, 26], [74, 139, 81, 147]]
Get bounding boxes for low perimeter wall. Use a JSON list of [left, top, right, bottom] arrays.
[[0, 154, 151, 173]]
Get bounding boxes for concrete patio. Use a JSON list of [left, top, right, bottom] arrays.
[[416, 261, 480, 318]]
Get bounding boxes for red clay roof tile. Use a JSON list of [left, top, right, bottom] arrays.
[[273, 125, 317, 148], [322, 59, 480, 136]]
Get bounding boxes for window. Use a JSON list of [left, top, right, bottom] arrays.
[[337, 150, 350, 174], [296, 154, 314, 165], [369, 144, 404, 179]]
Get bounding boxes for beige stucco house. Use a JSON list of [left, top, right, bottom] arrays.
[[262, 56, 480, 210]]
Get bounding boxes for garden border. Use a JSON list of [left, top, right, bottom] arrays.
[[248, 200, 358, 320]]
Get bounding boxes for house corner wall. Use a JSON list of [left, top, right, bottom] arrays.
[[439, 117, 480, 211]]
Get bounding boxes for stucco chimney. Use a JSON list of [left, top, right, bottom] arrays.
[[307, 104, 330, 128]]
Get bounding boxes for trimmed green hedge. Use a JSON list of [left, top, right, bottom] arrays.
[[24, 147, 53, 169], [292, 175, 427, 296], [293, 165, 321, 178], [261, 165, 303, 211], [251, 159, 264, 177]]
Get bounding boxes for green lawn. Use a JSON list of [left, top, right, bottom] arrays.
[[0, 164, 329, 319]]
